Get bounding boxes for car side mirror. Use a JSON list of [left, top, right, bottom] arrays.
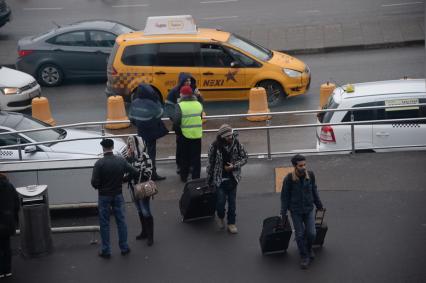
[[24, 145, 37, 154], [230, 61, 241, 68]]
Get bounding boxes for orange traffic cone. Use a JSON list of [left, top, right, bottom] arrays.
[[105, 96, 130, 129], [246, 87, 271, 122], [320, 82, 336, 108], [32, 97, 56, 126]]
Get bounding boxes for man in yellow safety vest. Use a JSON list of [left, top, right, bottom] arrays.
[[172, 85, 203, 183]]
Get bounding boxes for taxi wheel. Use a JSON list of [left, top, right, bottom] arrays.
[[37, 64, 64, 87], [257, 80, 285, 107]]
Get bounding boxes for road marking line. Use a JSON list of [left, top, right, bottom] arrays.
[[298, 10, 320, 13], [381, 1, 423, 7], [200, 15, 239, 20], [23, 7, 64, 11], [112, 4, 149, 8], [200, 0, 238, 3]]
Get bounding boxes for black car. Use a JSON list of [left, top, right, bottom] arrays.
[[0, 0, 11, 28], [16, 20, 135, 86]]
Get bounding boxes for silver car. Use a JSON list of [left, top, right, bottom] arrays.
[[16, 20, 135, 87], [0, 111, 126, 161]]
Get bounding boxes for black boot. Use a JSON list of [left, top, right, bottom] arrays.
[[136, 213, 147, 240], [151, 169, 166, 181], [146, 216, 154, 246]]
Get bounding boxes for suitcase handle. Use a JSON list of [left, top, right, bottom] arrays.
[[315, 208, 326, 225]]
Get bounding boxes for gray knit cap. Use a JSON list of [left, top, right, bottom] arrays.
[[217, 124, 233, 138]]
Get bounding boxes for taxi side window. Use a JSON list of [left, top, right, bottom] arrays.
[[226, 47, 261, 67], [342, 102, 379, 122], [378, 98, 426, 124], [122, 44, 158, 66], [157, 43, 198, 67], [201, 44, 234, 67], [0, 131, 28, 148]]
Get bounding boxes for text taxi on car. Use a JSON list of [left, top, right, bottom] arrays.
[[105, 15, 310, 106]]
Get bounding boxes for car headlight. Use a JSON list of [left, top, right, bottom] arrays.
[[0, 87, 21, 95], [283, 68, 302, 78]]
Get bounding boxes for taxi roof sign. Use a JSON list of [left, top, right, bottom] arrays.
[[144, 15, 197, 36]]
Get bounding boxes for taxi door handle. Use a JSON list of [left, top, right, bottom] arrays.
[[375, 132, 389, 137], [203, 72, 214, 76], [155, 71, 166, 75]]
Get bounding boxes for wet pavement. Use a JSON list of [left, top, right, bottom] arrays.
[[7, 151, 426, 282]]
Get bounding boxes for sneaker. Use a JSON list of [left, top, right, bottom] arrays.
[[300, 258, 310, 270], [227, 224, 238, 234], [152, 174, 166, 181], [121, 248, 131, 256], [98, 252, 111, 259], [217, 218, 225, 230], [0, 274, 5, 278], [309, 249, 315, 260], [5, 273, 12, 278]]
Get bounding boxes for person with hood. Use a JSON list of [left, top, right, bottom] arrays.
[[0, 173, 20, 278], [165, 73, 204, 174], [172, 85, 203, 182], [129, 84, 169, 181], [206, 124, 248, 234]]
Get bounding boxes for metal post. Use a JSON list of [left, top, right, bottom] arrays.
[[17, 137, 22, 160], [266, 119, 272, 160], [101, 124, 105, 136], [350, 111, 355, 154]]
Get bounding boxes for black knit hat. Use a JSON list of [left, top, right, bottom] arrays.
[[100, 138, 114, 148]]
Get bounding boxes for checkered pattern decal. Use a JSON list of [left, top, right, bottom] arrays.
[[110, 72, 153, 95], [0, 150, 13, 157], [392, 123, 420, 128]]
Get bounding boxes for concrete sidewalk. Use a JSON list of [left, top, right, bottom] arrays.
[[8, 151, 426, 282], [0, 14, 424, 65]]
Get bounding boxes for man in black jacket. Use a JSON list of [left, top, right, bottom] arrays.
[[0, 173, 19, 278], [91, 138, 138, 258], [281, 154, 324, 270]]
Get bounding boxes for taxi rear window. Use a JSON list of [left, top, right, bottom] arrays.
[[318, 97, 339, 123]]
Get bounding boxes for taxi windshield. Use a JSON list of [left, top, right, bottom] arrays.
[[15, 115, 65, 144], [227, 34, 272, 62]]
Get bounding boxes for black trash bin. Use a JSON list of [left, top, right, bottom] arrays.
[[16, 185, 53, 258]]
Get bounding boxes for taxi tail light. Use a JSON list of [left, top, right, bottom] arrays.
[[320, 126, 336, 143], [18, 50, 33, 57], [108, 66, 118, 76]]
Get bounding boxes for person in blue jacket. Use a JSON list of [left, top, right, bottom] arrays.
[[165, 73, 204, 174], [280, 154, 324, 270], [129, 84, 169, 181]]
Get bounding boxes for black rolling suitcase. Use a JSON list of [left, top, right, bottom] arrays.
[[313, 209, 328, 247], [179, 178, 217, 222], [259, 216, 292, 255]]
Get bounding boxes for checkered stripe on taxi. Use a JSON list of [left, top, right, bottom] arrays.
[[110, 72, 153, 94]]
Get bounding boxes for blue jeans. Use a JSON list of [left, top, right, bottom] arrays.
[[291, 209, 316, 259], [98, 194, 129, 254], [129, 183, 152, 217], [216, 179, 237, 225]]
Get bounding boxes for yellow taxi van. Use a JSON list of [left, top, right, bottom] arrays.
[[105, 15, 311, 106]]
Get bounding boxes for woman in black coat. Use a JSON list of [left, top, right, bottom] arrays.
[[0, 173, 19, 278]]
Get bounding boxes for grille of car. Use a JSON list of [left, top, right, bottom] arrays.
[[20, 81, 38, 92], [0, 1, 6, 12]]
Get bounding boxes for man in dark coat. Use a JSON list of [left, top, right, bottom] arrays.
[[280, 154, 324, 270], [91, 139, 138, 258], [129, 84, 169, 181], [0, 173, 19, 278], [165, 73, 204, 174]]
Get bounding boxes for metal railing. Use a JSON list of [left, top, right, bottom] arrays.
[[1, 103, 426, 164]]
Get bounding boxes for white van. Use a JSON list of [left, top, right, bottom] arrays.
[[317, 78, 426, 152]]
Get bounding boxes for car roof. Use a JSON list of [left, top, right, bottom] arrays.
[[0, 111, 24, 130], [116, 28, 231, 44], [334, 79, 426, 104]]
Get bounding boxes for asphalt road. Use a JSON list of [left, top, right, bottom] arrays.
[[33, 45, 425, 157]]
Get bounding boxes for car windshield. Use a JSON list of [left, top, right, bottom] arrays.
[[227, 34, 272, 62], [318, 96, 339, 123], [15, 115, 66, 145]]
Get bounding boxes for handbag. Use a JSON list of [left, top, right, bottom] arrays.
[[134, 170, 158, 200]]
